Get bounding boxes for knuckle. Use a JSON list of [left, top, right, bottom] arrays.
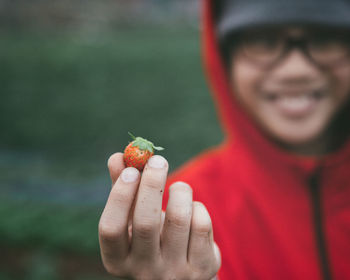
[[104, 263, 128, 278], [111, 187, 133, 205], [192, 202, 212, 236], [166, 208, 191, 228], [99, 221, 123, 242], [190, 262, 217, 280], [104, 263, 119, 276], [191, 219, 212, 237], [142, 177, 163, 191], [133, 220, 159, 239]]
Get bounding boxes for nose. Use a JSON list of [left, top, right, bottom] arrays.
[[271, 49, 321, 85]]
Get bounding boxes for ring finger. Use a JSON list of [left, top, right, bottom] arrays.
[[161, 182, 193, 263]]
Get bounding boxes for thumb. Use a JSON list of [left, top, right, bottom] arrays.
[[107, 152, 126, 185]]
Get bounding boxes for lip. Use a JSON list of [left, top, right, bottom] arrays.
[[262, 85, 327, 98], [261, 88, 327, 118]]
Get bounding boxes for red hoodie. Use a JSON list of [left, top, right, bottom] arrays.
[[163, 0, 350, 279]]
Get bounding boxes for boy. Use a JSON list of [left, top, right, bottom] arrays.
[[99, 0, 350, 279]]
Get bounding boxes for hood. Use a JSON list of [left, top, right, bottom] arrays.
[[201, 0, 350, 173]]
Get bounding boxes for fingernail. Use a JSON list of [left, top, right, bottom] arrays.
[[121, 167, 139, 183], [148, 155, 166, 169], [194, 202, 211, 224]]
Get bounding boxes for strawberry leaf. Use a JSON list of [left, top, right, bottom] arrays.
[[139, 142, 147, 150], [128, 132, 136, 141], [127, 133, 164, 152]]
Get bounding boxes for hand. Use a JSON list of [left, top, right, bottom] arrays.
[[98, 153, 221, 280]]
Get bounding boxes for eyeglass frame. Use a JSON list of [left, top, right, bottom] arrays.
[[228, 28, 350, 69]]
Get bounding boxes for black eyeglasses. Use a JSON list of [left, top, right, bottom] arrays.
[[233, 27, 350, 68]]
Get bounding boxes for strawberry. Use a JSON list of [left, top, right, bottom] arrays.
[[123, 132, 164, 171]]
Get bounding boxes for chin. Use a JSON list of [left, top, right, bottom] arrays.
[[263, 119, 329, 150], [277, 131, 322, 146]]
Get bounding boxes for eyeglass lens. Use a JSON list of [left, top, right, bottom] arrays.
[[238, 28, 350, 67]]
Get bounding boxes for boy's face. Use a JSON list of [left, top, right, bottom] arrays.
[[230, 27, 350, 148]]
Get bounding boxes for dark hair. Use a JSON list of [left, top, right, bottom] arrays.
[[219, 33, 238, 72], [213, 1, 238, 71]]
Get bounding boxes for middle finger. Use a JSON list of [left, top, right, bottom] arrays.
[[131, 155, 168, 259]]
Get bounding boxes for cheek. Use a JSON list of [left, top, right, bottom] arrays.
[[230, 57, 263, 111]]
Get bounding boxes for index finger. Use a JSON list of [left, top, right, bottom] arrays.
[[99, 167, 141, 265]]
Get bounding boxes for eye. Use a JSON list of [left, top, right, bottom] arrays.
[[308, 32, 349, 51], [307, 31, 350, 64], [241, 34, 283, 54], [235, 29, 286, 66], [308, 33, 350, 57]]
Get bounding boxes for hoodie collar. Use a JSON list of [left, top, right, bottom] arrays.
[[201, 0, 350, 174]]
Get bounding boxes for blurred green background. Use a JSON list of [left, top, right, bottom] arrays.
[[0, 1, 223, 279]]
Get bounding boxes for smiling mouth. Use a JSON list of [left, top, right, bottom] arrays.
[[262, 89, 327, 118]]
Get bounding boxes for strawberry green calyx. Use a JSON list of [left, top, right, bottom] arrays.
[[128, 132, 164, 153]]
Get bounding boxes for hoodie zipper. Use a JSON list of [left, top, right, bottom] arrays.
[[309, 171, 332, 280]]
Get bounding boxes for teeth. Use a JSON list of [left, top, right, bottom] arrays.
[[281, 95, 310, 110], [264, 88, 326, 117], [276, 94, 315, 116]]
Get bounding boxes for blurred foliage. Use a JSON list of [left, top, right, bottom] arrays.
[[0, 200, 100, 254], [0, 26, 223, 173], [0, 199, 115, 279], [0, 0, 198, 30]]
